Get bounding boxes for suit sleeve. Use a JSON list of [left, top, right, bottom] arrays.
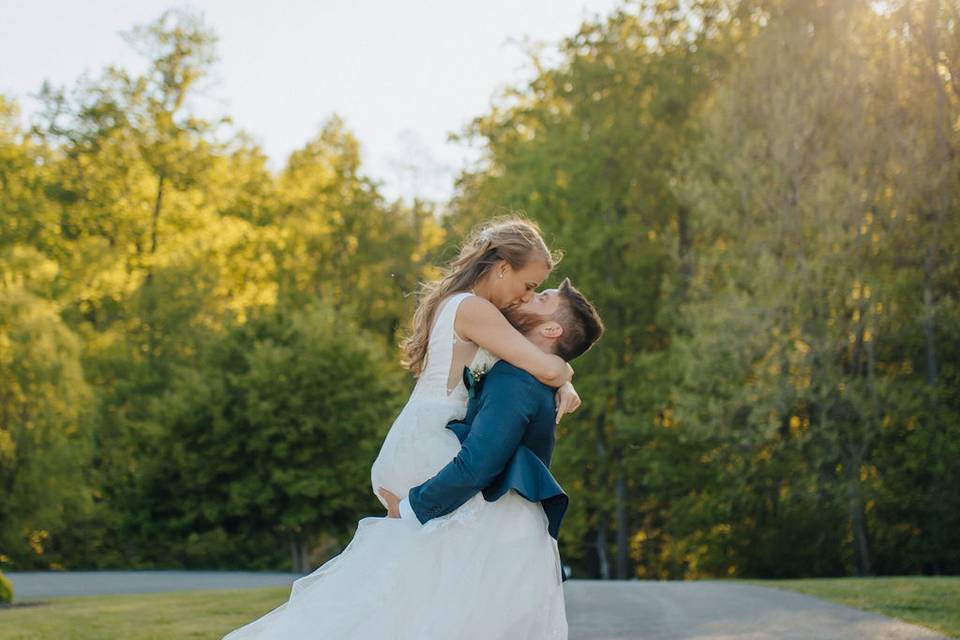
[[406, 370, 537, 525]]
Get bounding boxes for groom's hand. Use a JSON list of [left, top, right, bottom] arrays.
[[377, 487, 401, 518]]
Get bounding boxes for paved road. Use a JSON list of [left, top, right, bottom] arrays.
[[4, 572, 949, 639], [562, 580, 948, 640], [4, 570, 301, 600]]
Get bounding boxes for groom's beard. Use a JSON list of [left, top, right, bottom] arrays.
[[501, 305, 550, 336]]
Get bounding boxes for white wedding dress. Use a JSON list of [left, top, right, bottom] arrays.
[[222, 291, 567, 640]]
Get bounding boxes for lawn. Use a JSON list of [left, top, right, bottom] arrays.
[[0, 587, 290, 640], [744, 576, 959, 639]]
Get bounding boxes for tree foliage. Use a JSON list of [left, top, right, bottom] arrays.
[[447, 0, 959, 578], [1, 2, 956, 578], [0, 9, 438, 571]]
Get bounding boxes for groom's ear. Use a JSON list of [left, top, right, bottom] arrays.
[[540, 322, 564, 339]]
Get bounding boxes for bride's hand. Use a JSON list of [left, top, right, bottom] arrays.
[[377, 487, 401, 518], [554, 381, 581, 424]]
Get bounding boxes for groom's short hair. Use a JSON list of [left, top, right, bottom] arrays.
[[552, 277, 604, 362]]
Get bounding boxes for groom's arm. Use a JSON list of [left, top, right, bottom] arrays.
[[399, 369, 539, 525]]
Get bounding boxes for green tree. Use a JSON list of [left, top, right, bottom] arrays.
[[144, 301, 405, 571], [674, 0, 960, 577], [447, 0, 745, 578], [275, 115, 445, 347], [0, 251, 94, 569]]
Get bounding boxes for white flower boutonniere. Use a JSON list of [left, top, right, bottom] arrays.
[[470, 362, 488, 383], [464, 362, 489, 399]]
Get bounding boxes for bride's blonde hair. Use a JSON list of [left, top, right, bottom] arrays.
[[400, 215, 562, 376]]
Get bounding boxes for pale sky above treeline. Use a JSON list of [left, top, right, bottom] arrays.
[[1, 0, 624, 204]]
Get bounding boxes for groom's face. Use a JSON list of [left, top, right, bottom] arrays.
[[502, 288, 562, 335]]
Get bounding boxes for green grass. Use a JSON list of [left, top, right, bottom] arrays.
[[743, 576, 960, 639], [1, 577, 957, 639], [0, 587, 291, 640]]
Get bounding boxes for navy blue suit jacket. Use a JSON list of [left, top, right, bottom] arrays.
[[407, 360, 570, 547]]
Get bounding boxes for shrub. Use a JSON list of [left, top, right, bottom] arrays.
[[0, 571, 14, 603]]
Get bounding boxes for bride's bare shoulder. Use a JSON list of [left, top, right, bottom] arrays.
[[458, 293, 493, 308], [455, 294, 500, 322], [455, 295, 514, 340]]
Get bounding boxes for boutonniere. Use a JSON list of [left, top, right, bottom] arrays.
[[470, 362, 488, 383], [462, 363, 489, 399]]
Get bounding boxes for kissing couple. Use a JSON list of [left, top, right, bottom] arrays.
[[222, 216, 604, 639]]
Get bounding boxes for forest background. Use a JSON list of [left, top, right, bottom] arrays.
[[1, 0, 957, 580]]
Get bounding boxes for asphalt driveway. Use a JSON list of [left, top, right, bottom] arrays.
[[3, 571, 948, 639]]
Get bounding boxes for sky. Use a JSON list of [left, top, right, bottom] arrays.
[[1, 0, 624, 204]]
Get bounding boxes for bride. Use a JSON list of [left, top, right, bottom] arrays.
[[221, 216, 580, 639]]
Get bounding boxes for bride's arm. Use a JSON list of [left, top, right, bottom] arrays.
[[454, 296, 573, 387]]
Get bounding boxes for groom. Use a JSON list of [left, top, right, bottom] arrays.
[[377, 277, 604, 574]]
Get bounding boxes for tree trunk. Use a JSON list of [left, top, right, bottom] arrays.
[[595, 515, 611, 580], [143, 172, 165, 363], [150, 173, 165, 255], [674, 203, 693, 310], [922, 0, 948, 575], [290, 536, 299, 573], [300, 539, 309, 573], [290, 532, 309, 573], [615, 457, 629, 579], [922, 276, 939, 420], [595, 413, 611, 579], [847, 468, 872, 577]]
